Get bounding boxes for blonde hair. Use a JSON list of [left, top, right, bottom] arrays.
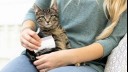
[[96, 0, 127, 40]]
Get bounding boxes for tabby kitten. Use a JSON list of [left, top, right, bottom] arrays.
[[26, 0, 71, 62]]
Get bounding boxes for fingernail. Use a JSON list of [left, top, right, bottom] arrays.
[[33, 61, 36, 65], [36, 56, 40, 59], [29, 49, 34, 51]]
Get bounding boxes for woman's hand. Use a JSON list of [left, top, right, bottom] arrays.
[[20, 28, 41, 51], [34, 50, 73, 72]]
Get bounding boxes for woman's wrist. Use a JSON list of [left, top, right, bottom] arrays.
[[21, 20, 36, 32], [67, 49, 81, 65], [61, 49, 80, 65], [66, 43, 104, 65]]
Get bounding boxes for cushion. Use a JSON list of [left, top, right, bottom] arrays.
[[104, 34, 127, 72]]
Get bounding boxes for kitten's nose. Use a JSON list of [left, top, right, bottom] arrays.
[[47, 21, 50, 23], [46, 20, 50, 23]]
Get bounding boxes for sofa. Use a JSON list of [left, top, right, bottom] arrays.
[[104, 33, 127, 72]]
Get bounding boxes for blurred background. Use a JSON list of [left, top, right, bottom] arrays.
[[0, 0, 35, 69]]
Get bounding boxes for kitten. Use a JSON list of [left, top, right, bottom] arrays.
[[26, 0, 70, 62]]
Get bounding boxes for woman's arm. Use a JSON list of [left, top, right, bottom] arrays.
[[67, 43, 104, 64]]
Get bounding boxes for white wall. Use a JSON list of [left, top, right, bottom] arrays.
[[0, 25, 24, 59], [0, 0, 35, 25], [0, 0, 35, 69]]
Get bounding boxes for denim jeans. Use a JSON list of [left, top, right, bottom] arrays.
[[0, 55, 97, 72]]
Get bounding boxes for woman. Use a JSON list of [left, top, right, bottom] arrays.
[[1, 0, 127, 72]]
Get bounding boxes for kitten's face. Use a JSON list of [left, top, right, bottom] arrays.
[[37, 9, 58, 30], [34, 3, 59, 30]]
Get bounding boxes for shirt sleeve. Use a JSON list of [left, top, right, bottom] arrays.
[[23, 0, 51, 31], [96, 11, 127, 58]]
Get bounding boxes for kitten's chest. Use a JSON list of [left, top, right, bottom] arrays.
[[43, 27, 65, 36]]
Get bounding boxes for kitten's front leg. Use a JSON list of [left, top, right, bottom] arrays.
[[55, 40, 67, 50]]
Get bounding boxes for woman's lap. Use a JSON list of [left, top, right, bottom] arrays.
[[0, 55, 98, 72]]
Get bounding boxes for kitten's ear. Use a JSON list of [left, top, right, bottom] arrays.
[[51, 0, 58, 12], [33, 4, 42, 13]]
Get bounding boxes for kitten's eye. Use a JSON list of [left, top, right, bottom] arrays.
[[37, 19, 41, 22], [47, 9, 50, 12], [52, 18, 57, 21], [39, 17, 42, 20], [37, 17, 44, 22], [51, 15, 56, 17]]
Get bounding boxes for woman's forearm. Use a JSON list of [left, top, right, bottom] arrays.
[[21, 20, 36, 31], [68, 43, 104, 64]]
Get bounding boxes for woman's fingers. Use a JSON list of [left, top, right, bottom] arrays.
[[34, 56, 46, 66], [28, 30, 41, 42], [20, 28, 41, 50], [23, 33, 41, 47], [21, 36, 39, 50], [36, 63, 48, 70], [36, 55, 45, 59], [22, 43, 35, 51]]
